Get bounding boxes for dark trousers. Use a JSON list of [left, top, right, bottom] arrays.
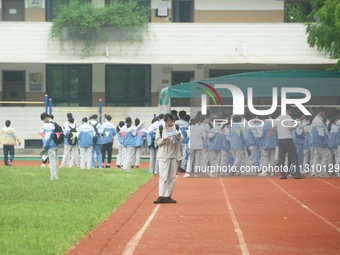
[[3, 145, 15, 165], [101, 142, 113, 164], [277, 138, 300, 176]]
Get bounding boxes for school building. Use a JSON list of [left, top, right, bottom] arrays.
[[0, 0, 337, 150]]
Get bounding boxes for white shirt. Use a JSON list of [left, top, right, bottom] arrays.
[[175, 119, 189, 128], [189, 124, 204, 150], [274, 115, 294, 139]]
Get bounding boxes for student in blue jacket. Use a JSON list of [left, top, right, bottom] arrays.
[[230, 115, 249, 176], [40, 112, 58, 180], [258, 116, 277, 176], [132, 118, 147, 168], [101, 115, 116, 168], [89, 114, 104, 168], [292, 111, 306, 174], [78, 117, 95, 169], [311, 107, 331, 178]]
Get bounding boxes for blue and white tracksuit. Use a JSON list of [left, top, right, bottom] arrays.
[[78, 122, 95, 169], [311, 115, 331, 177], [260, 119, 277, 175], [101, 121, 116, 165], [147, 120, 163, 174], [230, 123, 248, 174], [246, 122, 262, 172], [303, 122, 313, 171], [40, 121, 58, 179], [292, 119, 306, 172], [89, 120, 104, 168], [132, 123, 147, 167]]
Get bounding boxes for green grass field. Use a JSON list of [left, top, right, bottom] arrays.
[[0, 166, 152, 255]]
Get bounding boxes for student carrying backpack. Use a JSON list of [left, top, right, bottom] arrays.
[[52, 121, 64, 145], [91, 122, 100, 144], [67, 124, 78, 145]]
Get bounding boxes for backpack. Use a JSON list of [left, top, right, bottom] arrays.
[[91, 123, 100, 144], [67, 125, 78, 145], [52, 122, 64, 145]]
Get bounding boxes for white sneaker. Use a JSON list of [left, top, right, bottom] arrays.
[[183, 173, 190, 178], [258, 172, 268, 177], [40, 164, 46, 167]]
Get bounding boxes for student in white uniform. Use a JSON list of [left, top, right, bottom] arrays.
[[184, 117, 203, 178], [200, 115, 211, 171], [258, 116, 277, 176], [303, 117, 312, 173], [153, 113, 182, 204], [147, 115, 164, 174], [78, 117, 95, 170], [292, 111, 306, 174], [115, 121, 125, 168], [328, 112, 340, 176], [175, 111, 190, 172], [60, 115, 71, 167], [65, 117, 79, 167], [89, 115, 104, 168], [246, 115, 262, 175], [230, 115, 249, 176], [121, 117, 134, 171], [311, 107, 332, 178], [133, 118, 146, 168], [40, 113, 59, 180]]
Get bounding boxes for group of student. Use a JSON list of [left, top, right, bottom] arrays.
[[159, 107, 340, 179], [39, 106, 340, 181], [39, 112, 150, 180]]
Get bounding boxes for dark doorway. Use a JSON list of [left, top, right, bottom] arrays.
[[2, 70, 26, 105], [2, 0, 25, 21]]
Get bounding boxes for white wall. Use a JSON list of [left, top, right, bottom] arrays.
[[0, 23, 335, 65], [152, 0, 284, 10], [196, 0, 284, 10]]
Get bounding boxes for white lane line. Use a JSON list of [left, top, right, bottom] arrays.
[[123, 204, 161, 255], [319, 179, 340, 191], [219, 179, 250, 255], [268, 179, 340, 233]]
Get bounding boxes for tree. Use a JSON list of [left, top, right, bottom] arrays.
[[306, 0, 340, 70], [285, 2, 313, 23]]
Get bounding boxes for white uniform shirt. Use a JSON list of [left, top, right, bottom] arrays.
[[274, 115, 294, 139]]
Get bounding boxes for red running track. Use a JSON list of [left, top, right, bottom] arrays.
[[67, 174, 340, 255]]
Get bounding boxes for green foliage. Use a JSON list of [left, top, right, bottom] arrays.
[[306, 0, 340, 70], [51, 0, 149, 57], [0, 166, 152, 255], [285, 2, 313, 23]]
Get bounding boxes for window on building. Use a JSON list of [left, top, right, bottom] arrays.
[[172, 0, 194, 23], [45, 0, 91, 21], [46, 65, 92, 106], [284, 0, 313, 23], [106, 65, 151, 106], [170, 71, 194, 107]]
